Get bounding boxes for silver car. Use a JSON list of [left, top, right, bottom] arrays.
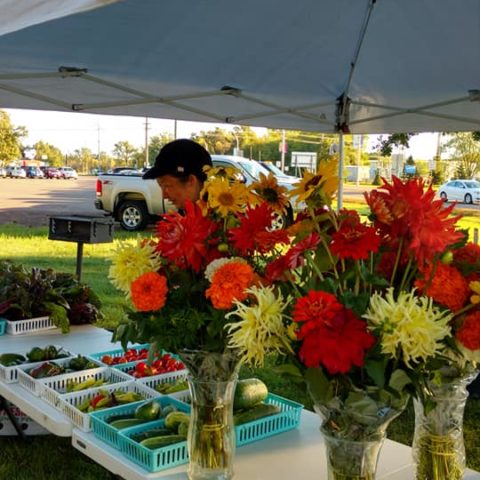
[[438, 179, 480, 204]]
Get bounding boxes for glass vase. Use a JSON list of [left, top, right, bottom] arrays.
[[412, 369, 478, 480], [322, 429, 385, 480], [179, 350, 240, 480]]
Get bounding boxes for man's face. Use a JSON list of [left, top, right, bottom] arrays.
[[156, 174, 201, 209]]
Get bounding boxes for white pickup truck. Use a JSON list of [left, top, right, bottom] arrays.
[[95, 155, 301, 231]]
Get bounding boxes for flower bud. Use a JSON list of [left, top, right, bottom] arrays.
[[440, 251, 453, 264], [217, 243, 229, 253]]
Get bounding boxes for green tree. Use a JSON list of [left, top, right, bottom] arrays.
[[147, 133, 174, 165], [69, 148, 96, 174], [445, 132, 480, 179], [34, 140, 63, 166], [191, 127, 233, 154], [112, 141, 139, 167], [0, 110, 26, 165]]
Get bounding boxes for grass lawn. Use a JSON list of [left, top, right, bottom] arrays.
[[0, 212, 479, 478]]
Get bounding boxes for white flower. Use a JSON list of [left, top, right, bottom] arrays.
[[204, 257, 247, 282]]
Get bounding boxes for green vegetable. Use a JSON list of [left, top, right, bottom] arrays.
[[26, 347, 45, 362], [110, 418, 147, 430], [68, 355, 89, 371], [44, 345, 58, 360], [164, 411, 190, 432], [234, 378, 269, 411], [0, 353, 26, 366], [28, 361, 65, 379], [139, 434, 186, 449], [233, 403, 281, 425], [158, 404, 178, 418], [131, 428, 172, 443], [134, 400, 161, 421]]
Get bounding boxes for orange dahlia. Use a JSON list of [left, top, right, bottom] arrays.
[[205, 261, 255, 310], [415, 263, 470, 312], [131, 272, 168, 312]]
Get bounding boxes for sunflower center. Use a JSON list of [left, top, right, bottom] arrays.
[[305, 175, 322, 189], [218, 192, 235, 206], [262, 187, 280, 203]]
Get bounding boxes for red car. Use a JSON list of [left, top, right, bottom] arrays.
[[43, 167, 62, 179]]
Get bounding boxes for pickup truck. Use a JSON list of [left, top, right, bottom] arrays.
[[95, 155, 301, 231]]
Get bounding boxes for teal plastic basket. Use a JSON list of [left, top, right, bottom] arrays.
[[0, 318, 6, 336], [90, 396, 189, 450], [235, 393, 303, 446]]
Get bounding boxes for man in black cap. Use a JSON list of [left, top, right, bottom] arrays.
[[143, 139, 212, 209]]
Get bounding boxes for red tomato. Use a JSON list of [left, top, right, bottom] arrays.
[[101, 355, 113, 365]]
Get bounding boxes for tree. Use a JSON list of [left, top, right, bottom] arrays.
[[191, 127, 233, 154], [34, 140, 63, 166], [375, 133, 415, 156], [112, 141, 138, 167], [0, 110, 26, 165], [69, 148, 96, 174], [445, 132, 480, 179], [147, 133, 174, 165]]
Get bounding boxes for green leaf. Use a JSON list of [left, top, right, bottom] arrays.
[[388, 369, 412, 393], [304, 367, 333, 405], [365, 358, 387, 388]]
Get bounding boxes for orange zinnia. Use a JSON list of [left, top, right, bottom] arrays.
[[205, 262, 255, 310], [456, 312, 480, 351], [415, 263, 470, 312], [131, 272, 168, 312]]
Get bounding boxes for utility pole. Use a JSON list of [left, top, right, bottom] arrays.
[[281, 129, 286, 172], [144, 117, 150, 168], [174, 120, 178, 140]]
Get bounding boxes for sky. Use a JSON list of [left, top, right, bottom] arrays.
[[5, 108, 441, 160]]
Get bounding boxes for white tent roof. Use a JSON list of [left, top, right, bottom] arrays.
[[1, 0, 480, 134]]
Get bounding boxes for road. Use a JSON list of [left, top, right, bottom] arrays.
[[0, 177, 477, 228]]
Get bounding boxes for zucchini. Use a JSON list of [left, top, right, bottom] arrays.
[[233, 403, 281, 426], [140, 434, 186, 449], [109, 418, 147, 430], [131, 428, 171, 443], [234, 378, 268, 411]]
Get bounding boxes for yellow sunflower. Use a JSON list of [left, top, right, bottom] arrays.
[[288, 160, 338, 206], [250, 172, 289, 213], [203, 176, 250, 217]]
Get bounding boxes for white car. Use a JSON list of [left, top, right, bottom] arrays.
[[438, 179, 480, 204], [58, 167, 78, 179], [6, 166, 26, 178]]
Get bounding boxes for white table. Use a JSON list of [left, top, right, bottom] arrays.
[[1, 326, 480, 479]]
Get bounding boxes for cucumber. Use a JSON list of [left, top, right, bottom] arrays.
[[233, 403, 281, 426], [131, 428, 172, 443], [164, 411, 190, 432], [140, 434, 186, 449], [234, 378, 269, 411], [109, 418, 147, 430]]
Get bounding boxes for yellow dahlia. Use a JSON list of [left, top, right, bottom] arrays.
[[225, 285, 293, 367], [250, 172, 289, 213], [108, 240, 162, 296], [364, 288, 452, 368], [470, 281, 480, 304]]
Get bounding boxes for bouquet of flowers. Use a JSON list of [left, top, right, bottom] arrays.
[[109, 165, 293, 370], [223, 169, 480, 479]]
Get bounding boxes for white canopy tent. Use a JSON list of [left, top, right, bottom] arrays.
[[0, 0, 479, 201]]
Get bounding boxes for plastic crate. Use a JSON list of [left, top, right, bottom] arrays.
[[0, 346, 75, 384], [90, 396, 188, 450], [117, 399, 191, 472], [39, 366, 131, 407], [16, 356, 78, 396], [59, 381, 159, 432], [5, 316, 56, 335], [235, 393, 303, 446], [135, 369, 189, 391], [0, 318, 6, 335]]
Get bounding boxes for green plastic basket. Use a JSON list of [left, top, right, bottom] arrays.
[[90, 396, 189, 450], [0, 319, 6, 336]]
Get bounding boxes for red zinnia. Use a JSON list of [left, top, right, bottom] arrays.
[[155, 201, 217, 272], [131, 272, 168, 312], [330, 222, 380, 260], [456, 312, 480, 351], [298, 308, 375, 374]]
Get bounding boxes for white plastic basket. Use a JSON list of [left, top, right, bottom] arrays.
[[137, 369, 189, 394], [6, 316, 56, 335], [16, 357, 78, 396], [0, 346, 75, 384], [58, 381, 159, 432], [39, 367, 131, 408]]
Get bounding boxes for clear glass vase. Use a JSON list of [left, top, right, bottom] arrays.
[[322, 429, 385, 480], [179, 350, 240, 480], [412, 369, 478, 480]]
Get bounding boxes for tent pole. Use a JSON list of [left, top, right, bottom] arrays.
[[337, 132, 344, 212]]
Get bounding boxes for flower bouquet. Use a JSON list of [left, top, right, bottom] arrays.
[[224, 170, 479, 480], [109, 166, 293, 480]]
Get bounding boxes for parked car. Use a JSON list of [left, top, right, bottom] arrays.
[[42, 167, 62, 179], [438, 179, 480, 204], [259, 161, 301, 184], [25, 166, 44, 179], [0, 167, 6, 178], [58, 167, 78, 179], [6, 166, 26, 178]]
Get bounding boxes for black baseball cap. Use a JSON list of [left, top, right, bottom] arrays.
[[142, 139, 212, 181]]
